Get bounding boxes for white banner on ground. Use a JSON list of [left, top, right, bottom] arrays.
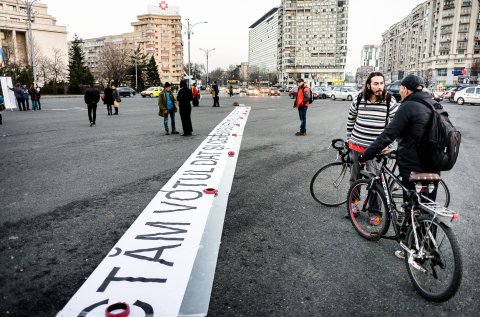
[[58, 106, 251, 317], [0, 77, 17, 109]]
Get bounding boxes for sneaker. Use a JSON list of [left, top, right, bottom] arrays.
[[165, 132, 170, 135], [369, 216, 381, 226], [89, 123, 93, 127], [295, 132, 306, 136], [351, 203, 361, 217], [171, 131, 179, 134], [395, 250, 405, 260]]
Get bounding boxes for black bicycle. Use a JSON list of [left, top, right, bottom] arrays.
[[346, 151, 462, 302], [310, 139, 351, 206], [310, 139, 451, 208]]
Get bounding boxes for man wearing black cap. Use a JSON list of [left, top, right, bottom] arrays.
[[293, 78, 311, 136], [360, 73, 440, 197], [158, 82, 179, 135]]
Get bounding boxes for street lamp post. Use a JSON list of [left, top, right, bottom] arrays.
[[200, 48, 215, 87], [24, 0, 38, 84], [185, 19, 207, 87]]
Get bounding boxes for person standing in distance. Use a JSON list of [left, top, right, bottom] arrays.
[[293, 78, 311, 136], [84, 83, 100, 127], [9, 83, 25, 111], [158, 82, 179, 135], [177, 79, 194, 136], [212, 81, 220, 107], [192, 82, 200, 107]]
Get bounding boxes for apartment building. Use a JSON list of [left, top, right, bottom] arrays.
[[248, 7, 279, 76], [81, 6, 183, 84], [277, 0, 349, 87], [380, 0, 480, 86], [361, 45, 380, 70], [0, 0, 67, 77]]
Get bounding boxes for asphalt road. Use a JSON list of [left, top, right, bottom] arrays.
[[0, 93, 479, 316]]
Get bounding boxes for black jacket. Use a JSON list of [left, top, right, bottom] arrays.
[[177, 87, 193, 109], [84, 87, 100, 105], [363, 91, 438, 174]]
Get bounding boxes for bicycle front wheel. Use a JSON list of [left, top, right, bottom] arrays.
[[404, 215, 462, 302], [347, 179, 391, 240], [310, 162, 350, 207]]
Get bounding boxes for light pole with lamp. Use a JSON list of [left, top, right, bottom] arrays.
[[24, 0, 38, 84], [199, 48, 215, 87], [184, 18, 207, 87]]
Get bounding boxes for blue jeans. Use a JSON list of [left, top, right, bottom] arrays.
[[298, 106, 308, 133], [164, 108, 176, 131]]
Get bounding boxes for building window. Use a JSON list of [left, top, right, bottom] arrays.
[[437, 68, 447, 76]]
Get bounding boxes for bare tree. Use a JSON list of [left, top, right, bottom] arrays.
[[49, 48, 66, 84], [96, 42, 130, 85]]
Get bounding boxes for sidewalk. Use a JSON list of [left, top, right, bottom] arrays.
[[42, 94, 83, 99]]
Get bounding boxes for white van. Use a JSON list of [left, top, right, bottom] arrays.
[[454, 86, 480, 105]]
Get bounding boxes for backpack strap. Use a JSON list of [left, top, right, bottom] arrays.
[[385, 93, 392, 127], [355, 92, 363, 112]]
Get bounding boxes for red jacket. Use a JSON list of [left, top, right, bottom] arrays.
[[295, 85, 311, 108]]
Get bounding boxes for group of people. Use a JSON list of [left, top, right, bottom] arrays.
[[294, 72, 443, 258], [158, 80, 194, 136], [83, 83, 122, 127], [9, 83, 41, 112]]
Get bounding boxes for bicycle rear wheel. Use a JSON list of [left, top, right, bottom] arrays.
[[404, 215, 462, 302], [310, 162, 350, 207], [389, 179, 450, 208], [347, 179, 391, 241]]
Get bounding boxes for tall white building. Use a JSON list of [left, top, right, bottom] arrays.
[[360, 45, 380, 70], [380, 0, 480, 86], [248, 8, 279, 77], [278, 0, 349, 87]]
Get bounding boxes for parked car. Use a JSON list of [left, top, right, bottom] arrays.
[[448, 85, 473, 102], [311, 86, 331, 99], [246, 87, 260, 96], [240, 86, 248, 93], [259, 87, 271, 95], [288, 87, 298, 99], [330, 86, 358, 101], [141, 86, 163, 98], [278, 86, 288, 92], [386, 80, 402, 102], [268, 87, 281, 96], [117, 87, 136, 97], [454, 85, 480, 105]]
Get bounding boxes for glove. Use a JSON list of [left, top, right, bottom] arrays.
[[358, 154, 366, 164]]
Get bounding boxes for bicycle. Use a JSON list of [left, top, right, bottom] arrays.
[[310, 139, 451, 208], [310, 139, 351, 206], [346, 151, 462, 302]]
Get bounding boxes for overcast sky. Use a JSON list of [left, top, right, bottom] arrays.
[[43, 0, 425, 73]]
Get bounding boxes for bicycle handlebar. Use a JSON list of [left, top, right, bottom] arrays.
[[331, 138, 346, 150]]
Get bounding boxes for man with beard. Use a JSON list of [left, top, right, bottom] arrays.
[[345, 72, 398, 218]]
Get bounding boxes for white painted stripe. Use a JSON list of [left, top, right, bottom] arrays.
[[58, 106, 251, 317]]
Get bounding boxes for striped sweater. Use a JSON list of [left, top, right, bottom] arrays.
[[346, 95, 399, 148]]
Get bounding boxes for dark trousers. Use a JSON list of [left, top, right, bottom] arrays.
[[24, 98, 30, 110], [87, 103, 97, 124], [180, 106, 193, 134], [0, 113, 2, 124], [17, 98, 26, 111], [114, 105, 119, 115], [106, 104, 113, 115], [298, 106, 308, 133], [192, 98, 199, 107], [37, 97, 41, 110], [214, 95, 220, 107], [164, 108, 176, 131]]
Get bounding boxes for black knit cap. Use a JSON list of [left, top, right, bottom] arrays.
[[401, 74, 424, 92], [164, 82, 171, 88]]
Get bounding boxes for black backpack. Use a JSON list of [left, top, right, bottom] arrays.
[[413, 98, 461, 171], [303, 87, 314, 104]]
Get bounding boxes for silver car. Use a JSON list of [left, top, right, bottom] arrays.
[[330, 86, 358, 101]]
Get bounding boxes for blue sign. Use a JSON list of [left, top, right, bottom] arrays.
[[452, 70, 462, 75]]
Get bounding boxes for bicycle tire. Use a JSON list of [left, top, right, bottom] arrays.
[[310, 162, 350, 207], [389, 179, 450, 208], [403, 215, 462, 302], [347, 179, 391, 241]]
